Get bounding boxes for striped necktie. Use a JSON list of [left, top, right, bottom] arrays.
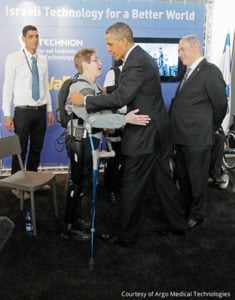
[[183, 67, 191, 81], [31, 56, 40, 101], [179, 67, 191, 90]]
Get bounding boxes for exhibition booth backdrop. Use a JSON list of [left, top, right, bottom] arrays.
[[0, 0, 205, 170]]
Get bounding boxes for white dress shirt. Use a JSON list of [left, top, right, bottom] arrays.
[[187, 56, 204, 78], [103, 68, 116, 87], [103, 65, 127, 114], [2, 48, 52, 117], [123, 44, 137, 65]]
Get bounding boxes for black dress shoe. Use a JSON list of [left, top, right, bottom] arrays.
[[99, 233, 116, 244], [108, 192, 120, 204], [61, 224, 90, 241], [115, 238, 134, 248], [212, 175, 225, 184], [157, 229, 186, 236], [99, 233, 133, 247], [188, 218, 204, 229], [76, 217, 91, 230]]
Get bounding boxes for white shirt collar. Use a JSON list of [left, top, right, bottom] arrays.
[[123, 44, 137, 64], [23, 48, 37, 59], [189, 56, 204, 73]]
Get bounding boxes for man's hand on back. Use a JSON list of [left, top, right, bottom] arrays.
[[69, 92, 85, 106]]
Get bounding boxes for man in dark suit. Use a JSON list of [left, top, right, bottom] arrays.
[[70, 22, 186, 246], [170, 35, 227, 229]]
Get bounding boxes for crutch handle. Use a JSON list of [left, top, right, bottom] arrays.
[[99, 150, 115, 158]]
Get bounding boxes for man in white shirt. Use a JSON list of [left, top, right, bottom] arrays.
[[2, 25, 54, 199]]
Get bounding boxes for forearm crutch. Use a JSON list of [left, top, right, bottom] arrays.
[[85, 123, 115, 269]]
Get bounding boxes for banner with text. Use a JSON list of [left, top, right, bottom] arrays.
[[0, 0, 205, 167]]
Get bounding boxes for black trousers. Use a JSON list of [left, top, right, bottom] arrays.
[[175, 144, 211, 221], [104, 140, 124, 193], [119, 149, 187, 243], [12, 106, 47, 174], [64, 136, 99, 225], [209, 132, 225, 179]]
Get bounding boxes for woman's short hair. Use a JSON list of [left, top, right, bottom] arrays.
[[73, 48, 96, 73]]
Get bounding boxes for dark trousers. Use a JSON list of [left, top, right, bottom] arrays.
[[64, 137, 99, 225], [209, 132, 225, 179], [175, 144, 211, 220], [119, 149, 187, 243], [12, 106, 47, 174], [104, 140, 124, 193]]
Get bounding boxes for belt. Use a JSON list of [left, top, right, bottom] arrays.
[[16, 105, 46, 110]]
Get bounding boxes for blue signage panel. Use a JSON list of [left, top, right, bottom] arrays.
[[0, 0, 205, 167]]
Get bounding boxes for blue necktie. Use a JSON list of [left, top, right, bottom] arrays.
[[31, 56, 40, 101]]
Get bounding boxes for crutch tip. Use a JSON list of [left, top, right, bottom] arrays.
[[89, 258, 95, 269]]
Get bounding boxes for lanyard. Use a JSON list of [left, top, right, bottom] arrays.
[[23, 49, 37, 74]]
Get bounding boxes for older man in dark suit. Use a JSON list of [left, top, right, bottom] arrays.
[[70, 22, 186, 246], [170, 35, 227, 229]]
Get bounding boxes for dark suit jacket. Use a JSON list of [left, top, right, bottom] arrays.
[[86, 46, 170, 157], [170, 59, 228, 146]]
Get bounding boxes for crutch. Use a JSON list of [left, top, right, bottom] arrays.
[[85, 123, 115, 269]]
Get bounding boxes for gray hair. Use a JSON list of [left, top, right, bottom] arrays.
[[105, 22, 134, 43], [180, 35, 201, 48]]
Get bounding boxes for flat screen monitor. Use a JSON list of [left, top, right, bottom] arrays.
[[134, 37, 184, 82]]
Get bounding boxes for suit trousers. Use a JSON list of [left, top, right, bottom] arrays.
[[209, 132, 225, 179], [12, 106, 47, 174], [119, 149, 187, 243], [175, 144, 211, 220]]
